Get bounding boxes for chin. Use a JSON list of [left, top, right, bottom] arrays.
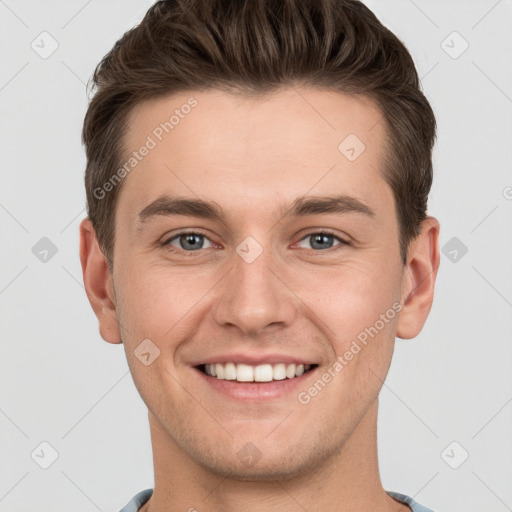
[[194, 442, 327, 482]]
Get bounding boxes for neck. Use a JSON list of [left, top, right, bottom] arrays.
[[140, 399, 409, 512]]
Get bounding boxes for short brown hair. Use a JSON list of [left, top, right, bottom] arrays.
[[82, 0, 436, 269]]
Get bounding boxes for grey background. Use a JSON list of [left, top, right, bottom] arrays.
[[1, 0, 511, 511]]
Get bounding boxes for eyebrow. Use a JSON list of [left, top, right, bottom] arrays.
[[136, 194, 375, 227]]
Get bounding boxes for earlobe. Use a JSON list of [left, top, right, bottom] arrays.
[[79, 218, 122, 344], [396, 217, 440, 340]]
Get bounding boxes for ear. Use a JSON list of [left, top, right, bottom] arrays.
[[79, 218, 122, 344], [396, 216, 440, 339]]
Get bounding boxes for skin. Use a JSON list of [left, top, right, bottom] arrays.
[[80, 87, 440, 512]]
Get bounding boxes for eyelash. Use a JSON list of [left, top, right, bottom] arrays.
[[160, 229, 350, 256]]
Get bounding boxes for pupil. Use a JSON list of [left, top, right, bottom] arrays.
[[312, 234, 332, 249], [182, 234, 202, 250]]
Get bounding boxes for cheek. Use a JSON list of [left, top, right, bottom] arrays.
[[116, 265, 199, 333], [295, 259, 401, 345], [299, 276, 400, 419], [324, 267, 401, 395], [113, 270, 201, 410], [114, 266, 214, 380]]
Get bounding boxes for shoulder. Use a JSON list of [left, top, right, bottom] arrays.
[[387, 490, 436, 512], [118, 488, 154, 512]]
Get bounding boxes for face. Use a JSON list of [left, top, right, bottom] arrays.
[[104, 87, 408, 479]]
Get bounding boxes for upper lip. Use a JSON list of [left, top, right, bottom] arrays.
[[191, 353, 318, 366]]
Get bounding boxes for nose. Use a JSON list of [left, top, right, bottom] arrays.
[[211, 237, 298, 337]]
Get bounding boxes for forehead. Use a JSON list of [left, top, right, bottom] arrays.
[[118, 87, 390, 221]]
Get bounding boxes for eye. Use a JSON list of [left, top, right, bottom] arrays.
[[160, 229, 349, 256], [296, 231, 349, 251], [161, 231, 214, 254]]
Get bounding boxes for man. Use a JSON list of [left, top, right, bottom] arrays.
[[79, 0, 440, 511]]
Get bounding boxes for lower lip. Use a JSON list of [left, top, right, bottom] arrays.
[[193, 367, 317, 401]]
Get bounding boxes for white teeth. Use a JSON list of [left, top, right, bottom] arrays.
[[203, 362, 314, 382], [215, 363, 225, 379], [236, 363, 254, 382], [254, 364, 273, 382], [273, 363, 286, 380], [286, 364, 296, 378], [224, 362, 236, 380]]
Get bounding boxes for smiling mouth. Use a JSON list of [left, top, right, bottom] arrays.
[[197, 363, 318, 383]]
